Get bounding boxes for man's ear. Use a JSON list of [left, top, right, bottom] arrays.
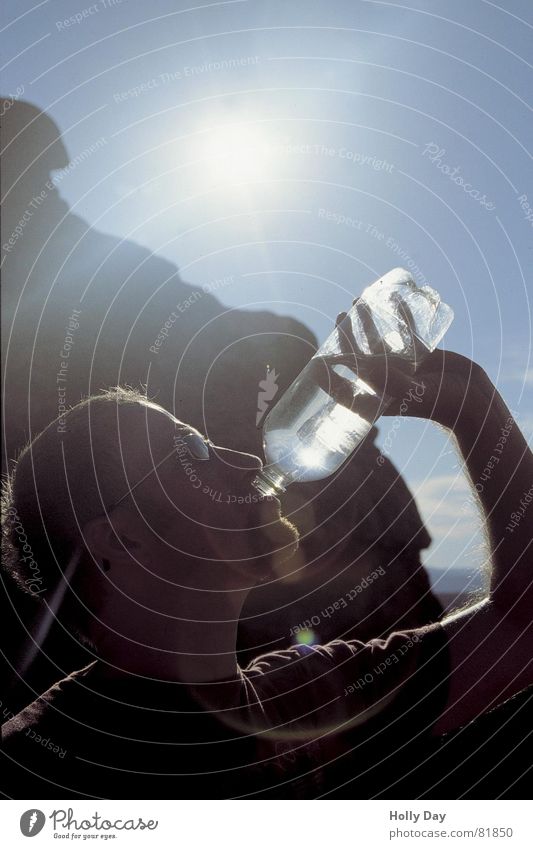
[[83, 513, 143, 564]]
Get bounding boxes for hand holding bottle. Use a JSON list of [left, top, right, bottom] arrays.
[[253, 269, 455, 496], [310, 296, 418, 419], [313, 296, 475, 427]]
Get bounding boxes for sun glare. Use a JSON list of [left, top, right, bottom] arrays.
[[296, 445, 327, 470], [199, 122, 274, 186]]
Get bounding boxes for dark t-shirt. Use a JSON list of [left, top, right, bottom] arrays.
[[2, 626, 449, 799]]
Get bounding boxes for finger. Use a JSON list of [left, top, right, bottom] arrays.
[[336, 315, 360, 357], [313, 359, 385, 419], [395, 294, 416, 332], [351, 357, 422, 400], [358, 301, 394, 355], [391, 293, 423, 360], [310, 357, 355, 406]]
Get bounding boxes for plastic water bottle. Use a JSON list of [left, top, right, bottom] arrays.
[[253, 268, 454, 496]]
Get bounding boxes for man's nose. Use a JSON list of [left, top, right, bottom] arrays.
[[213, 445, 263, 471]]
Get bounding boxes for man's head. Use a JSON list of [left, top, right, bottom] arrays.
[[2, 388, 299, 649]]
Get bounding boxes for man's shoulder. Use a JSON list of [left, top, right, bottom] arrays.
[[242, 627, 449, 723], [244, 639, 363, 679], [244, 629, 444, 677], [2, 663, 96, 746]]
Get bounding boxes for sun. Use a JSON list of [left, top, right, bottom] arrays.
[[199, 122, 274, 186]]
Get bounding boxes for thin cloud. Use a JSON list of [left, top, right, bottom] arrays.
[[502, 367, 533, 386], [411, 473, 481, 543]]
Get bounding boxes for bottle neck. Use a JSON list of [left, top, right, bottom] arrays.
[[252, 464, 289, 497]]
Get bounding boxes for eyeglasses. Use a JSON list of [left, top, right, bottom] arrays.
[[173, 430, 211, 461], [105, 429, 212, 514]]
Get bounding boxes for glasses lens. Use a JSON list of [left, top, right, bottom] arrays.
[[176, 431, 210, 460]]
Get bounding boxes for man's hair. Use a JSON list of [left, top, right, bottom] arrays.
[[1, 386, 152, 635]]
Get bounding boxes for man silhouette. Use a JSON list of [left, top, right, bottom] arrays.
[[2, 98, 443, 715], [2, 349, 532, 798]]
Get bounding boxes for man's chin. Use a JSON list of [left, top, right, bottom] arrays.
[[276, 514, 300, 552], [236, 515, 300, 580]]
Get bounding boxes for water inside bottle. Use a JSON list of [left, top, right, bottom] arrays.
[[260, 358, 382, 489]]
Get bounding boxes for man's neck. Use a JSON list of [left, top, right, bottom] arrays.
[[96, 583, 248, 684]]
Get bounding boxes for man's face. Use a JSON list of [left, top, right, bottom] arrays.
[[119, 404, 299, 586]]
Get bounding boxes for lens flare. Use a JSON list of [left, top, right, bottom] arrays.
[[296, 628, 316, 646]]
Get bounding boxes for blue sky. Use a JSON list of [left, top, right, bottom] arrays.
[[3, 0, 532, 584]]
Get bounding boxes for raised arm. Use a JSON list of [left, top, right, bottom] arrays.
[[414, 352, 533, 733], [320, 329, 533, 734]]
